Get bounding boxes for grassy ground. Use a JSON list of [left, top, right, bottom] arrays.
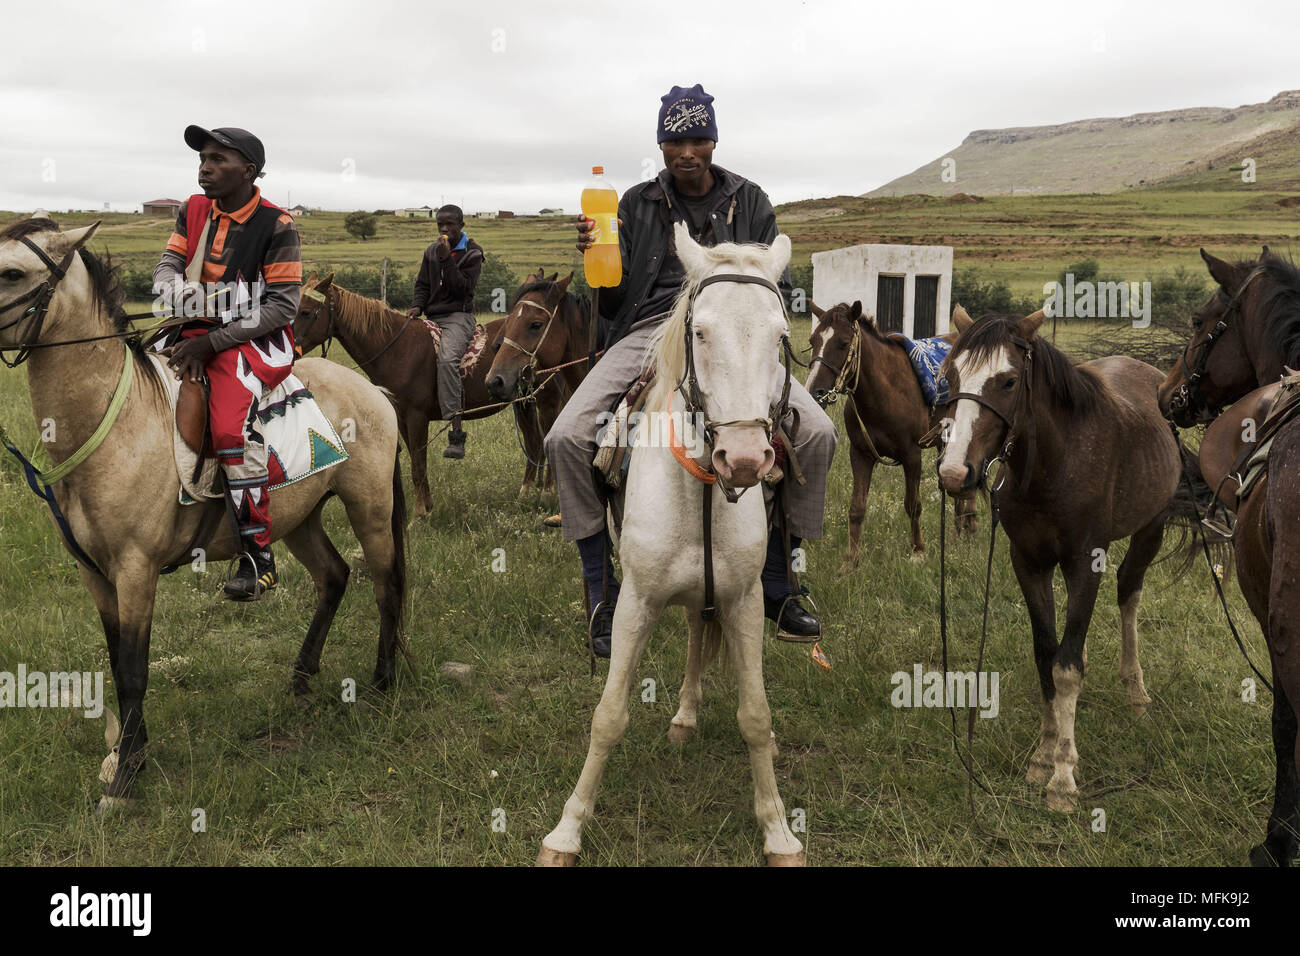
[[0, 301, 1278, 866]]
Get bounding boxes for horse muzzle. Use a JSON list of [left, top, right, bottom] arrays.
[[486, 369, 518, 403], [711, 429, 775, 489], [939, 459, 981, 494]]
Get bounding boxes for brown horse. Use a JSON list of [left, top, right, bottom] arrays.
[[0, 218, 407, 811], [1158, 247, 1300, 866], [291, 274, 566, 517], [805, 300, 976, 574], [939, 308, 1187, 812]]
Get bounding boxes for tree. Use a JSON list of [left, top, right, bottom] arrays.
[[344, 211, 377, 241]]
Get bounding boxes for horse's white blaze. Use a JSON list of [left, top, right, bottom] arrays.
[[939, 346, 1013, 485], [806, 326, 829, 384]]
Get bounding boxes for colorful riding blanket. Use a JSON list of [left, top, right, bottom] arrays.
[[150, 354, 350, 505], [893, 334, 953, 406], [422, 319, 488, 378]]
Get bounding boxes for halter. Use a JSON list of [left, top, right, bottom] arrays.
[[298, 284, 334, 359], [1166, 265, 1266, 423], [676, 272, 794, 504], [499, 291, 563, 398], [810, 320, 861, 410], [947, 333, 1036, 494], [0, 236, 83, 368]]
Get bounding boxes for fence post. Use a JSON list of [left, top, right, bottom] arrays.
[[380, 258, 389, 304]]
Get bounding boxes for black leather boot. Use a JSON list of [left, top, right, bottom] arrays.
[[444, 417, 467, 459], [225, 545, 278, 601], [764, 587, 821, 642]]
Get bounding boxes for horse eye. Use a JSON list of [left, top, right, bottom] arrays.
[[1, 269, 23, 282], [530, 321, 544, 331], [1003, 377, 1018, 390], [695, 330, 704, 341]]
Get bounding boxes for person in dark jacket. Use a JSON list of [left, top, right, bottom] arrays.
[[407, 204, 484, 458], [544, 84, 837, 657]]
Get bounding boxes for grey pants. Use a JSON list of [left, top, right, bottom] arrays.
[[544, 315, 838, 542], [435, 311, 475, 420]]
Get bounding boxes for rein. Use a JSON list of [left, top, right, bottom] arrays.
[[1167, 265, 1266, 422]]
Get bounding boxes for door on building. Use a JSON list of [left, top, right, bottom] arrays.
[[877, 274, 905, 333], [913, 275, 939, 339]]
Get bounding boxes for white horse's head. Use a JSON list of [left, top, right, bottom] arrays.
[[0, 217, 101, 351], [652, 221, 792, 488]]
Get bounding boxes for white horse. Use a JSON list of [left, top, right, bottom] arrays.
[[538, 222, 805, 866]]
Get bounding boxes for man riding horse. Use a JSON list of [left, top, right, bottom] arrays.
[[546, 84, 838, 657], [406, 204, 485, 459], [153, 125, 301, 599]]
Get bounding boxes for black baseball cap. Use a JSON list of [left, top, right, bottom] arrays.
[[183, 125, 266, 177]]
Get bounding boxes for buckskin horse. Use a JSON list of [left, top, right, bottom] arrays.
[[538, 224, 804, 866], [0, 218, 407, 812], [805, 300, 978, 573], [1158, 247, 1300, 866], [938, 307, 1190, 813], [291, 273, 570, 516]]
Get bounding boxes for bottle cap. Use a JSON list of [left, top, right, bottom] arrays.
[[592, 165, 604, 175]]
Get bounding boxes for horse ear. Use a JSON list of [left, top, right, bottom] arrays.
[[305, 270, 318, 285], [318, 272, 334, 291], [1200, 248, 1239, 290], [809, 301, 825, 320], [849, 301, 863, 323], [673, 221, 710, 279], [60, 221, 100, 254], [556, 273, 572, 293], [1019, 309, 1046, 340], [1261, 244, 1270, 259], [766, 234, 792, 282], [952, 303, 973, 332], [547, 272, 558, 282]]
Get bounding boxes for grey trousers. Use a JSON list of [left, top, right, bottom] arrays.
[[544, 315, 838, 542], [435, 311, 475, 421]]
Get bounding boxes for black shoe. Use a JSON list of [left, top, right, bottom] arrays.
[[586, 602, 615, 659], [444, 428, 467, 459], [764, 589, 821, 643], [225, 548, 278, 601]]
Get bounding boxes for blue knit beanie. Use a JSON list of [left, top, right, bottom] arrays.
[[657, 84, 718, 143]]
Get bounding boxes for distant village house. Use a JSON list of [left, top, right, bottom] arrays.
[[395, 206, 436, 218], [142, 198, 183, 217]]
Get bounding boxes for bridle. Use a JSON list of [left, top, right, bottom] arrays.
[[945, 334, 1036, 495], [499, 289, 563, 397], [1166, 265, 1266, 423], [810, 318, 861, 411], [677, 272, 795, 504], [0, 236, 84, 368], [297, 284, 335, 359]]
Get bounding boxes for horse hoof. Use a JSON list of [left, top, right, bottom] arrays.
[[1045, 788, 1078, 813], [536, 844, 578, 867], [98, 748, 119, 785], [667, 723, 695, 744], [909, 549, 926, 564], [766, 850, 805, 867], [96, 795, 138, 816]]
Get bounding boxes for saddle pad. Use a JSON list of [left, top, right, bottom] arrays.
[[892, 334, 953, 406], [422, 320, 487, 378], [149, 354, 350, 505]]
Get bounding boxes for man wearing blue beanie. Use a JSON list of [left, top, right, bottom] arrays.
[[545, 83, 837, 657]]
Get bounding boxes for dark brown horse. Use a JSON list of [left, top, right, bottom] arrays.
[[1158, 247, 1300, 866], [939, 308, 1187, 812], [805, 300, 976, 574], [292, 274, 567, 517]]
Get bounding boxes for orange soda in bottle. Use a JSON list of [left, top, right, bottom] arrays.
[[581, 166, 621, 288]]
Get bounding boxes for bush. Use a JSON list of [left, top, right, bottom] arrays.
[[474, 252, 520, 314], [344, 211, 377, 241], [951, 267, 1039, 318]]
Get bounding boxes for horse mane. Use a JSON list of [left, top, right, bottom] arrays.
[[510, 277, 589, 334], [1250, 251, 1300, 367], [333, 283, 411, 338], [646, 242, 776, 412], [946, 313, 1103, 416], [824, 301, 891, 346]]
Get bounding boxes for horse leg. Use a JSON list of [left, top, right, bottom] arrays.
[[1045, 552, 1104, 812], [539, 580, 664, 865], [98, 556, 158, 812], [1252, 668, 1300, 867], [282, 500, 351, 697], [1115, 518, 1165, 715], [838, 435, 875, 576], [1010, 544, 1059, 786], [955, 490, 980, 537], [404, 409, 431, 521], [80, 567, 122, 779], [724, 585, 803, 865], [514, 404, 537, 497], [339, 454, 406, 691], [902, 451, 925, 561], [669, 611, 706, 743]]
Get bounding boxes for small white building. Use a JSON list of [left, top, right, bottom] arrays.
[[395, 206, 435, 219], [811, 243, 953, 340]]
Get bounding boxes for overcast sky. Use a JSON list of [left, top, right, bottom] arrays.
[[2, 0, 1297, 214]]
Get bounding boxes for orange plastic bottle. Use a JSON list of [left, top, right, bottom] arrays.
[[581, 166, 622, 288]]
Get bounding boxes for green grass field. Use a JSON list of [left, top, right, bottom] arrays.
[[0, 181, 1292, 866]]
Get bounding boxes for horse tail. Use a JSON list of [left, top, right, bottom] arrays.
[[1156, 443, 1231, 580], [389, 445, 413, 669], [700, 619, 725, 669]]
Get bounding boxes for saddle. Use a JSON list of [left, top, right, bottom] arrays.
[[177, 377, 210, 456], [1237, 369, 1300, 502], [422, 320, 488, 378], [887, 332, 953, 406]]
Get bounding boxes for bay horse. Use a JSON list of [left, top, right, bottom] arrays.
[[539, 223, 804, 866], [938, 308, 1185, 812], [805, 300, 977, 573], [291, 274, 567, 516], [484, 271, 593, 489], [1158, 247, 1300, 866], [0, 218, 407, 811]]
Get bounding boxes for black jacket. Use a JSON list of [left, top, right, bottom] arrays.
[[599, 165, 789, 346], [412, 236, 485, 316]]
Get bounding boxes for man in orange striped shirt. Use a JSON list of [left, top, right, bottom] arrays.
[[153, 125, 302, 600]]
